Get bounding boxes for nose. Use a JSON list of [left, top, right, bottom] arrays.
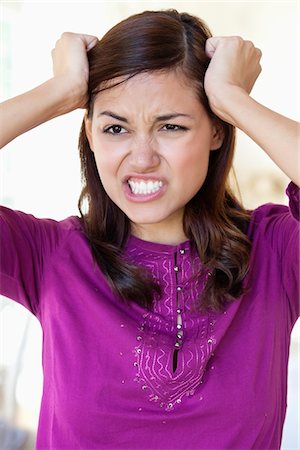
[[128, 135, 160, 172]]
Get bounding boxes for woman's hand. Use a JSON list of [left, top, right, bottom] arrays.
[[204, 36, 300, 186], [204, 36, 262, 124], [0, 32, 98, 148], [51, 32, 98, 109]]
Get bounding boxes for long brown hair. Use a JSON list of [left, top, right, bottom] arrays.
[[78, 9, 251, 311]]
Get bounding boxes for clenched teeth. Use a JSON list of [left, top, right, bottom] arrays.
[[128, 179, 163, 195]]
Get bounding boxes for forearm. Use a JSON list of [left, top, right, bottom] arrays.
[[219, 88, 300, 186], [204, 37, 300, 187], [0, 77, 83, 149]]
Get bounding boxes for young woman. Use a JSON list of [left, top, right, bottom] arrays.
[[1, 9, 299, 450]]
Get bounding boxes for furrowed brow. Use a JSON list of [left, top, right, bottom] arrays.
[[98, 111, 128, 123], [97, 111, 193, 123], [155, 113, 193, 121]]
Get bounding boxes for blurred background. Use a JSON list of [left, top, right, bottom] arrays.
[[0, 1, 299, 449]]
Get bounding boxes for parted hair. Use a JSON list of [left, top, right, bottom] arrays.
[[78, 9, 251, 311]]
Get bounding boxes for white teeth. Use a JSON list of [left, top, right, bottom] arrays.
[[128, 179, 163, 195]]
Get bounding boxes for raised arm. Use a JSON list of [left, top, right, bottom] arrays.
[[204, 36, 300, 187], [0, 32, 98, 149]]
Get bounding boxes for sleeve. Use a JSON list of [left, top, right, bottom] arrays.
[[249, 182, 300, 325], [0, 206, 61, 315], [286, 180, 300, 221], [283, 182, 300, 323]]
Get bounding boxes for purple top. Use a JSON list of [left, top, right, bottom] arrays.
[[1, 183, 299, 450]]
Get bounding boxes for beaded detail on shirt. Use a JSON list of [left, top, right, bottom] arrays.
[[126, 239, 217, 411]]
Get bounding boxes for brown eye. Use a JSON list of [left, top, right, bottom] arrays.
[[162, 124, 187, 131], [104, 125, 126, 134], [164, 124, 178, 131]]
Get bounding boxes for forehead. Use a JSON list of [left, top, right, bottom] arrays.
[[93, 70, 201, 111]]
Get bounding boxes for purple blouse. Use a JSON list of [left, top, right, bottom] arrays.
[[0, 183, 299, 450]]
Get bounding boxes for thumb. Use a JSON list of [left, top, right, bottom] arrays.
[[205, 36, 222, 59], [79, 33, 99, 51]]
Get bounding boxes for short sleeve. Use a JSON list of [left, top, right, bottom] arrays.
[[248, 182, 300, 325], [283, 182, 300, 321], [0, 206, 62, 315], [286, 181, 300, 221]]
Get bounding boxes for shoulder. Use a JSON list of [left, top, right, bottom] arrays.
[[245, 184, 300, 324], [0, 204, 81, 228], [247, 182, 299, 239], [248, 202, 289, 238], [247, 183, 299, 260], [54, 214, 83, 234], [0, 205, 85, 250]]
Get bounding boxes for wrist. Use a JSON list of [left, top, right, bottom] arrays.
[[208, 86, 250, 126], [48, 76, 87, 115]]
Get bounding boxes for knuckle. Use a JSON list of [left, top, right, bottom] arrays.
[[61, 31, 73, 39], [231, 36, 243, 43]]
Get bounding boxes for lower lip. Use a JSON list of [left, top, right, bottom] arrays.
[[123, 182, 166, 203]]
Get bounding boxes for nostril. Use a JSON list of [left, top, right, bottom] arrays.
[[128, 143, 160, 168]]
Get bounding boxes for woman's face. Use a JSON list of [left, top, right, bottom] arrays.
[[85, 70, 223, 244]]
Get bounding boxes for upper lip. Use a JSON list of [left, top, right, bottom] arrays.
[[122, 174, 165, 183]]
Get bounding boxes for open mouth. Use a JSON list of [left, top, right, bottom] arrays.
[[127, 179, 163, 195]]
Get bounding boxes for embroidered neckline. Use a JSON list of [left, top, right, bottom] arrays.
[[126, 234, 191, 255], [126, 240, 217, 411]]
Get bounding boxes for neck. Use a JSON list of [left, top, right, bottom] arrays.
[[131, 222, 188, 245]]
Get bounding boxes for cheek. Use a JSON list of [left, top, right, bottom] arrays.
[[93, 143, 119, 175], [172, 147, 210, 198], [92, 152, 119, 199], [92, 136, 128, 173], [175, 145, 210, 176]]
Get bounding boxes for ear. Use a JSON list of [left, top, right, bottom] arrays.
[[210, 121, 224, 151], [84, 113, 94, 152]]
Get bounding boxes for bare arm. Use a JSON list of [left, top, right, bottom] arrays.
[[0, 32, 98, 149], [204, 36, 300, 187]]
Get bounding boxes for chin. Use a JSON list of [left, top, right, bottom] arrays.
[[125, 207, 183, 228], [127, 214, 167, 226]]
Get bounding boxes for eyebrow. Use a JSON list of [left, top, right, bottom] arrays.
[[97, 110, 193, 122]]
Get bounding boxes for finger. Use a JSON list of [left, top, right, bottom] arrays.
[[205, 36, 223, 59], [205, 36, 237, 58], [71, 33, 99, 51], [82, 34, 99, 51], [205, 36, 239, 56], [59, 32, 98, 51], [255, 47, 263, 61]]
